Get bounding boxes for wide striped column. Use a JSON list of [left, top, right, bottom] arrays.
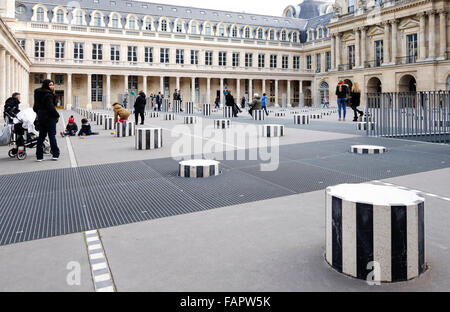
[[164, 113, 176, 121], [215, 119, 231, 129], [261, 125, 284, 137], [185, 102, 194, 115], [146, 112, 159, 118], [310, 113, 322, 119], [275, 112, 286, 117], [294, 114, 310, 125], [104, 117, 115, 130], [357, 122, 375, 131], [202, 104, 211, 116], [178, 159, 220, 178], [223, 106, 233, 118], [184, 116, 198, 124], [135, 128, 163, 150], [173, 100, 182, 114], [116, 121, 135, 137], [351, 145, 387, 155], [162, 99, 170, 112], [96, 114, 108, 126], [326, 184, 426, 283], [252, 110, 265, 121]]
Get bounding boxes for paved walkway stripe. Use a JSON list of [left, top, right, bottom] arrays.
[[372, 181, 450, 203]]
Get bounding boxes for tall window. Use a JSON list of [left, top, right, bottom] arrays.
[[91, 75, 103, 102], [348, 0, 355, 13], [128, 76, 138, 90], [269, 30, 274, 40], [232, 26, 238, 38], [191, 22, 197, 34], [161, 20, 167, 32], [92, 44, 103, 60], [145, 19, 152, 31], [205, 51, 213, 65], [129, 17, 136, 30], [128, 46, 137, 63], [145, 47, 153, 63], [191, 50, 199, 65], [258, 54, 265, 68], [407, 34, 418, 64], [292, 32, 298, 43], [34, 40, 45, 58], [205, 24, 211, 36], [160, 48, 169, 63], [55, 41, 65, 59], [176, 49, 184, 64], [326, 52, 331, 71], [245, 27, 250, 39], [281, 31, 287, 41], [245, 53, 253, 67], [316, 53, 321, 72], [36, 7, 45, 22], [375, 40, 383, 67], [306, 55, 312, 70], [232, 52, 240, 67], [282, 55, 288, 69], [219, 51, 227, 66], [56, 9, 64, 24], [348, 45, 355, 69], [17, 39, 26, 50], [112, 15, 119, 28], [270, 54, 277, 68], [258, 28, 263, 39], [293, 56, 300, 69], [94, 13, 102, 27], [111, 45, 120, 61], [74, 42, 84, 60], [76, 11, 83, 25], [176, 21, 183, 32], [218, 25, 225, 37]]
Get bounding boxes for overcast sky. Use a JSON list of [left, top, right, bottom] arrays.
[[135, 0, 325, 17]]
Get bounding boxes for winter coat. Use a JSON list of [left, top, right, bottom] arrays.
[[261, 96, 268, 108], [249, 96, 262, 110], [134, 93, 147, 113], [33, 88, 59, 124], [113, 104, 131, 123], [350, 92, 361, 107], [336, 85, 349, 99], [225, 93, 235, 107], [78, 124, 93, 136], [4, 97, 20, 118], [65, 122, 78, 133]]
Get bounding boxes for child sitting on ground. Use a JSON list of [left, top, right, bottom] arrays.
[[60, 116, 78, 137], [78, 118, 99, 136]]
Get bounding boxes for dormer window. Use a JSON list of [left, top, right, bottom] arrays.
[[76, 11, 83, 25], [292, 32, 298, 43], [112, 14, 119, 28], [36, 7, 45, 22], [281, 31, 286, 41], [232, 26, 238, 38], [161, 20, 167, 32], [258, 28, 263, 39], [191, 23, 197, 34], [176, 21, 182, 32], [56, 9, 64, 24], [204, 23, 211, 36], [245, 27, 250, 39], [94, 13, 101, 27], [145, 18, 152, 31], [129, 17, 136, 30], [269, 30, 274, 40], [218, 25, 225, 36]]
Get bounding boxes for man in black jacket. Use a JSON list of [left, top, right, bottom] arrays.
[[33, 79, 60, 162], [3, 92, 21, 123], [134, 91, 147, 125]]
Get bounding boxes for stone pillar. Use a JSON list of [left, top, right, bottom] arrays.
[[428, 11, 436, 60], [361, 27, 367, 68], [439, 10, 448, 59], [220, 78, 224, 106], [46, 72, 51, 80], [191, 77, 195, 102], [0, 49, 6, 105], [336, 33, 341, 69], [5, 54, 10, 96], [105, 74, 110, 108], [67, 73, 72, 110], [176, 76, 180, 91], [419, 13, 426, 60], [236, 78, 240, 105], [391, 20, 398, 64], [355, 29, 361, 67], [262, 79, 266, 95], [249, 79, 253, 101], [331, 35, 336, 70], [124, 75, 129, 91], [287, 80, 291, 107], [275, 79, 279, 107], [142, 75, 147, 94], [207, 77, 211, 104], [299, 80, 304, 107], [383, 22, 390, 65], [11, 59, 15, 94], [160, 76, 164, 94], [87, 74, 92, 110]]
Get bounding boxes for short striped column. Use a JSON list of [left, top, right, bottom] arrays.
[[116, 121, 135, 137], [322, 111, 332, 116], [351, 145, 387, 155], [184, 116, 198, 124], [164, 113, 176, 121], [223, 106, 233, 118], [326, 184, 425, 283], [185, 102, 194, 115], [162, 99, 170, 112], [215, 119, 231, 129], [104, 117, 115, 130], [275, 112, 286, 117], [202, 104, 211, 116], [357, 122, 375, 131], [252, 110, 265, 121], [359, 114, 373, 122], [146, 112, 159, 118], [310, 113, 322, 119], [261, 125, 284, 138], [96, 114, 108, 126], [294, 114, 310, 125], [289, 111, 299, 115], [179, 159, 220, 178], [135, 128, 163, 150], [173, 100, 182, 114]]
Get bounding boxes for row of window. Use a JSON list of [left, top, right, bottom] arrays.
[[32, 7, 302, 42], [30, 40, 307, 69]]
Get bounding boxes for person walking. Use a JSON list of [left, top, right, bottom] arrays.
[[225, 90, 241, 117], [4, 92, 21, 123], [261, 93, 269, 116], [156, 92, 162, 111], [248, 93, 262, 117], [134, 91, 147, 125], [335, 81, 349, 121], [350, 82, 364, 122], [215, 96, 220, 109], [241, 96, 246, 109], [33, 79, 60, 161]]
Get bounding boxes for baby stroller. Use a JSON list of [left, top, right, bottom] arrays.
[[5, 111, 50, 160]]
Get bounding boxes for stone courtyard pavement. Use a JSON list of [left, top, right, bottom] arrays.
[[0, 107, 449, 292]]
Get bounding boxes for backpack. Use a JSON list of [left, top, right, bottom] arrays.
[[0, 123, 11, 146]]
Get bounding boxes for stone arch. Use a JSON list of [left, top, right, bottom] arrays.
[[367, 77, 382, 93], [319, 81, 329, 105], [399, 74, 416, 92]]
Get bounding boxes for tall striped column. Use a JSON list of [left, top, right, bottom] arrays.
[[164, 113, 175, 121], [215, 119, 231, 129], [185, 102, 194, 115], [252, 110, 265, 121], [261, 125, 284, 137], [162, 99, 170, 112], [135, 128, 163, 150], [184, 116, 198, 124], [104, 117, 115, 130], [116, 121, 135, 137], [173, 100, 182, 114], [202, 104, 211, 116], [294, 114, 310, 125], [326, 184, 426, 283], [223, 106, 233, 118]]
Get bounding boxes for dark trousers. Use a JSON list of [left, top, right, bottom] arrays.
[[351, 105, 364, 120], [135, 112, 145, 124], [37, 120, 59, 160], [157, 103, 161, 111], [262, 106, 268, 116]]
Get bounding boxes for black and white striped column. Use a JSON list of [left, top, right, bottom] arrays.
[[310, 113, 322, 119], [202, 104, 211, 116], [178, 160, 220, 178], [357, 122, 375, 131], [351, 145, 387, 155], [116, 121, 135, 137], [164, 113, 176, 121], [275, 112, 286, 117], [146, 112, 159, 118], [184, 116, 198, 124], [215, 119, 231, 129], [135, 128, 163, 150], [294, 114, 310, 125], [104, 117, 115, 130], [223, 106, 233, 118], [185, 102, 194, 115], [359, 115, 373, 122], [326, 184, 426, 283], [173, 100, 182, 114], [252, 110, 265, 121], [96, 114, 108, 126], [289, 111, 299, 115], [162, 99, 170, 112], [261, 125, 284, 137]]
